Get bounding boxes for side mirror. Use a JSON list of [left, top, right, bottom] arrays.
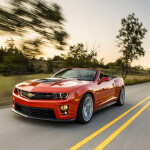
[[98, 77, 110, 84]]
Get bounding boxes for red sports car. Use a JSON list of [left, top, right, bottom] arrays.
[[12, 68, 125, 123]]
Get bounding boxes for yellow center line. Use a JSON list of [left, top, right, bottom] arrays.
[[69, 96, 150, 150], [95, 102, 150, 150]]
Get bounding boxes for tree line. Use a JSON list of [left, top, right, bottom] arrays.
[[0, 41, 104, 75], [0, 41, 149, 76]]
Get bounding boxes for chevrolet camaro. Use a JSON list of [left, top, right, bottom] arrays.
[[12, 68, 125, 124]]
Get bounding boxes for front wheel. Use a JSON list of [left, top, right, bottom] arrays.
[[116, 87, 125, 106], [77, 94, 94, 124]]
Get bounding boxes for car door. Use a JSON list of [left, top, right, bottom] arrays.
[[94, 76, 115, 108]]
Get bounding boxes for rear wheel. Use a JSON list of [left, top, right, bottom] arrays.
[[77, 94, 94, 124], [116, 87, 125, 106]]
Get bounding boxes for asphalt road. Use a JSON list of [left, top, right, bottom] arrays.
[[0, 82, 150, 150]]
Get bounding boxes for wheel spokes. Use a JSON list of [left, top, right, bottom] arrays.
[[82, 97, 93, 121]]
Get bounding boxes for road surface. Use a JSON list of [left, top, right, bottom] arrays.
[[0, 82, 150, 150]]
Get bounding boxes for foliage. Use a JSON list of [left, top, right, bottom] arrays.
[[47, 58, 54, 73], [63, 43, 101, 68], [148, 69, 150, 75], [0, 41, 103, 75], [115, 57, 129, 77], [131, 65, 143, 71], [116, 13, 147, 78], [0, 0, 69, 58], [53, 55, 64, 61], [0, 40, 34, 75]]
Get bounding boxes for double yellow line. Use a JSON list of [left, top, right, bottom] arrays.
[[69, 96, 150, 150]]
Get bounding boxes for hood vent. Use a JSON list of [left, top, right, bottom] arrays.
[[36, 78, 62, 84]]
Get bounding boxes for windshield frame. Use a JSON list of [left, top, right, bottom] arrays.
[[51, 68, 98, 81]]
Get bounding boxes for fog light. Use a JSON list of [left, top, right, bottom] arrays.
[[60, 105, 68, 111], [60, 105, 69, 115]]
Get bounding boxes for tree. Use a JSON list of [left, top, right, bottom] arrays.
[[68, 43, 98, 60], [53, 55, 64, 61], [0, 40, 34, 75], [0, 0, 69, 58], [115, 58, 128, 77], [63, 43, 100, 68], [47, 58, 54, 73], [116, 13, 147, 79]]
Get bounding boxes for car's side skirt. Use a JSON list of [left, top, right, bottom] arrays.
[[94, 97, 117, 112]]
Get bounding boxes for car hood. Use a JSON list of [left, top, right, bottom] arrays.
[[16, 78, 92, 93]]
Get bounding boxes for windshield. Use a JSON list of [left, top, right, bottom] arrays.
[[52, 69, 97, 81]]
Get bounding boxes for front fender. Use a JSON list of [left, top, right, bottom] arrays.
[[69, 84, 95, 104]]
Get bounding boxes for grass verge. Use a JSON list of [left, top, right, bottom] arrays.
[[124, 75, 150, 85]]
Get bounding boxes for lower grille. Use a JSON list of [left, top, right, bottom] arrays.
[[16, 103, 56, 119]]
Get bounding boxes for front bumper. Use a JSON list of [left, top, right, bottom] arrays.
[[12, 92, 80, 121]]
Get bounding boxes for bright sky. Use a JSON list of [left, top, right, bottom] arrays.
[[0, 0, 150, 67], [50, 0, 150, 68]]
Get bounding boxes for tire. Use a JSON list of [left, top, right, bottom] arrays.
[[116, 87, 125, 106], [77, 94, 94, 124]]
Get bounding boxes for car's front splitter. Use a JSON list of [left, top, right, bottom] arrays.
[[12, 108, 76, 122]]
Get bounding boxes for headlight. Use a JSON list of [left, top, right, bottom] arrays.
[[51, 93, 69, 100], [60, 93, 69, 99]]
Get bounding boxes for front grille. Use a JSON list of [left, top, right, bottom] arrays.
[[17, 89, 58, 100], [16, 103, 56, 119]]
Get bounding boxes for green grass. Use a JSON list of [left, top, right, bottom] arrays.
[[0, 74, 150, 107], [124, 75, 150, 85]]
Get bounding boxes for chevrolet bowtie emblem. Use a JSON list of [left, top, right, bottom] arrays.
[[28, 93, 35, 98]]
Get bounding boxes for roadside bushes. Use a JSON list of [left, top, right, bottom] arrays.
[[0, 46, 34, 76]]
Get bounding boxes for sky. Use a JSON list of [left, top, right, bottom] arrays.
[[49, 0, 150, 68], [0, 0, 150, 68]]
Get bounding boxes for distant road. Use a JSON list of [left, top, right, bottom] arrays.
[[0, 82, 150, 150]]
